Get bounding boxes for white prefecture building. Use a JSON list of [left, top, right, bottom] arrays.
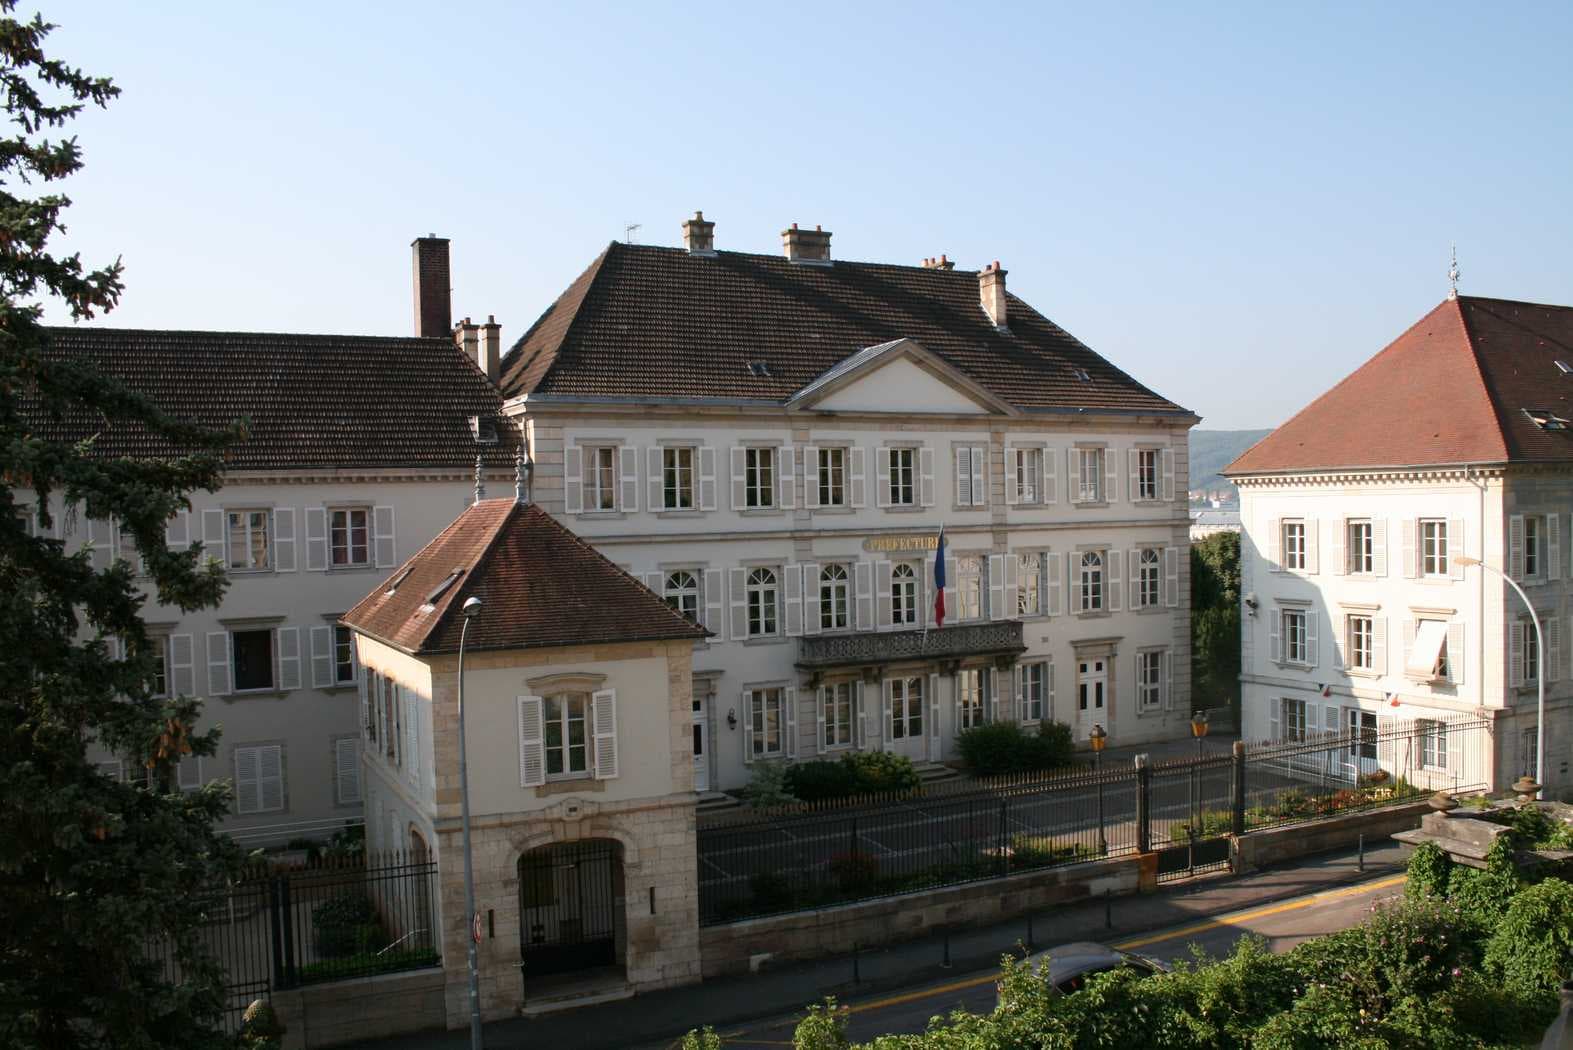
[[1226, 294, 1573, 795], [25, 237, 514, 843], [499, 215, 1200, 792]]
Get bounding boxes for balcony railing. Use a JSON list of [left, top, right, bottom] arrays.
[[795, 620, 1026, 670]]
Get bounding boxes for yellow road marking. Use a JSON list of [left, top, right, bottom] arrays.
[[827, 872, 1408, 1016]]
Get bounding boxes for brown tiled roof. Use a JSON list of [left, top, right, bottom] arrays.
[[499, 242, 1191, 416], [1226, 297, 1573, 475], [26, 327, 514, 471], [341, 498, 708, 656]]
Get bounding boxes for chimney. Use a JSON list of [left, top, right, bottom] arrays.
[[979, 260, 1008, 328], [412, 234, 451, 338], [782, 223, 832, 263], [454, 316, 479, 372], [922, 254, 955, 270], [682, 210, 715, 254], [478, 315, 501, 384]]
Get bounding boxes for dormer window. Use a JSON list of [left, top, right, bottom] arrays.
[[469, 415, 498, 445], [1072, 367, 1091, 383], [1525, 408, 1570, 431]]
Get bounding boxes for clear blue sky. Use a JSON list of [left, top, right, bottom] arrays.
[[42, 1, 1573, 429]]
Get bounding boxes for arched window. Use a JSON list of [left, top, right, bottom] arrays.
[[747, 567, 778, 637], [1138, 548, 1161, 608], [664, 570, 699, 622], [820, 564, 849, 630], [1080, 551, 1104, 612], [892, 563, 918, 625]]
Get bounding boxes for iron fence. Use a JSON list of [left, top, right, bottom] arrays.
[[699, 715, 1491, 924]]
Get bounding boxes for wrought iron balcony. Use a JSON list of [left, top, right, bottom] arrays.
[[795, 620, 1026, 671]]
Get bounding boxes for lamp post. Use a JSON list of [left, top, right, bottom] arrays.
[[457, 595, 484, 1050], [1189, 710, 1210, 873], [1089, 723, 1107, 856], [1457, 555, 1543, 798]]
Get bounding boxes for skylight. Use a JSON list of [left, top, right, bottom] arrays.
[[748, 361, 771, 378], [1557, 361, 1573, 375], [1071, 367, 1091, 383], [1524, 408, 1570, 431], [420, 569, 464, 610], [383, 565, 415, 595]]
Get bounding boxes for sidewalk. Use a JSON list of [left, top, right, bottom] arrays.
[[351, 837, 1406, 1050]]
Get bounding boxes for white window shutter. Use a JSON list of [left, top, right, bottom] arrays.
[[372, 506, 396, 568], [619, 445, 640, 512], [277, 628, 301, 691], [876, 448, 892, 508], [1107, 550, 1123, 612], [1447, 519, 1465, 580], [943, 557, 957, 623], [802, 562, 822, 637], [1046, 660, 1056, 721], [1161, 448, 1175, 502], [309, 626, 333, 688], [730, 447, 747, 510], [1165, 546, 1180, 608], [86, 517, 112, 571], [815, 687, 827, 753], [856, 561, 875, 631], [206, 632, 231, 696], [1043, 448, 1058, 504], [703, 568, 724, 638], [1330, 520, 1345, 576], [1068, 449, 1082, 504], [1509, 622, 1524, 688], [1004, 553, 1019, 618], [586, 688, 618, 779], [1269, 612, 1282, 664], [1447, 622, 1465, 685], [178, 756, 203, 793], [1005, 448, 1020, 505], [1127, 449, 1139, 501], [518, 695, 546, 787], [1550, 514, 1563, 581], [988, 554, 1005, 622], [1548, 619, 1562, 684], [728, 567, 748, 641], [271, 508, 296, 572], [564, 446, 583, 513], [167, 633, 195, 697], [740, 689, 755, 764], [929, 673, 941, 749], [1103, 448, 1117, 503], [784, 687, 798, 759], [1401, 519, 1417, 578], [258, 745, 284, 813], [234, 747, 261, 814], [1163, 650, 1173, 709], [1372, 518, 1388, 576], [804, 446, 820, 509], [1127, 548, 1141, 609], [165, 509, 190, 548], [1304, 518, 1319, 574], [954, 448, 969, 506], [302, 507, 327, 572], [784, 563, 804, 637], [881, 680, 895, 752], [1306, 610, 1319, 668], [404, 696, 419, 785], [970, 447, 985, 507], [647, 447, 663, 510], [855, 681, 868, 749], [875, 560, 893, 629], [1046, 552, 1062, 616], [779, 446, 796, 510], [1373, 617, 1387, 675], [1510, 515, 1525, 580], [334, 738, 361, 804], [1331, 614, 1346, 669], [849, 446, 867, 509], [1266, 518, 1281, 573], [919, 446, 935, 507], [1268, 699, 1281, 743], [699, 446, 718, 511], [642, 570, 664, 597], [202, 509, 225, 567]]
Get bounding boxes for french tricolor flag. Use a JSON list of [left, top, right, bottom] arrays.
[[933, 526, 947, 628]]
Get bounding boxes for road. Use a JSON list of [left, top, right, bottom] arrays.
[[682, 871, 1407, 1047]]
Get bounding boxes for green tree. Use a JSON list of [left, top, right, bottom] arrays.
[[0, 5, 243, 1046], [1191, 531, 1241, 727]]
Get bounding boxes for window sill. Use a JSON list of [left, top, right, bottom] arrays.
[[749, 752, 786, 763], [737, 508, 786, 517], [1137, 704, 1165, 717], [1076, 610, 1112, 619], [808, 504, 854, 514], [743, 636, 790, 647], [656, 509, 705, 518], [226, 688, 288, 700], [949, 504, 989, 513], [1134, 604, 1168, 615], [327, 563, 378, 573], [574, 509, 627, 519], [881, 505, 926, 514], [1069, 500, 1109, 509], [1346, 668, 1382, 679]]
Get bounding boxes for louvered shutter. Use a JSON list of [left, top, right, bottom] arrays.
[[234, 747, 261, 814], [1268, 699, 1281, 743], [1266, 518, 1281, 573], [971, 447, 985, 507], [784, 564, 804, 637], [804, 446, 820, 509], [1163, 650, 1173, 710], [943, 557, 957, 623], [1043, 448, 1058, 504], [779, 446, 796, 510], [304, 507, 328, 571], [924, 558, 937, 626], [564, 446, 583, 513], [699, 446, 718, 511], [703, 568, 723, 637], [642, 570, 664, 598], [988, 554, 1006, 621], [1550, 514, 1562, 581], [1330, 520, 1345, 576], [1372, 618, 1387, 675], [1103, 448, 1117, 503], [1161, 448, 1175, 502], [928, 673, 941, 751], [1046, 552, 1062, 616], [86, 517, 112, 571], [1306, 611, 1319, 668], [591, 689, 619, 779], [815, 687, 827, 753], [876, 448, 891, 508], [518, 696, 546, 786], [875, 560, 893, 628], [1304, 518, 1319, 574], [1128, 549, 1141, 609], [1005, 448, 1020, 505], [784, 687, 798, 758], [1443, 622, 1463, 685], [1372, 518, 1388, 576], [334, 738, 361, 804], [1127, 449, 1139, 501], [277, 628, 301, 690], [802, 563, 822, 636], [855, 561, 875, 631], [1046, 660, 1056, 722], [647, 447, 664, 510], [954, 447, 970, 506], [1447, 718, 1463, 776], [1004, 553, 1019, 618], [881, 679, 895, 752], [1068, 449, 1082, 504], [1165, 547, 1180, 608], [1269, 611, 1282, 664], [1401, 519, 1416, 578], [1509, 622, 1524, 688], [1107, 550, 1123, 612], [1547, 618, 1562, 684], [619, 446, 640, 511], [259, 745, 284, 813], [1510, 515, 1525, 579], [372, 506, 396, 568], [849, 447, 867, 508], [206, 632, 231, 696], [273, 508, 296, 572], [165, 509, 190, 548], [918, 446, 936, 507], [404, 693, 419, 782], [202, 509, 225, 567], [730, 447, 747, 510], [728, 567, 748, 641], [178, 756, 203, 793], [169, 634, 195, 697], [310, 626, 333, 688], [855, 681, 868, 749]]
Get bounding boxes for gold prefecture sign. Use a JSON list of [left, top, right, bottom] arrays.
[[862, 534, 940, 553]]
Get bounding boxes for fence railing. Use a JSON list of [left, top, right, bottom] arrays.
[[697, 715, 1490, 925]]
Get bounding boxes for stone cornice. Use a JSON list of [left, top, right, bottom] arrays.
[[1233, 465, 1507, 488], [222, 468, 510, 486]]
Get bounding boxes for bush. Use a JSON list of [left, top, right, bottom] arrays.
[[1172, 808, 1233, 842], [792, 997, 850, 1050], [783, 760, 859, 802], [741, 761, 797, 808], [957, 720, 1074, 776], [1486, 877, 1573, 1002], [782, 752, 920, 802], [842, 751, 920, 793], [1446, 837, 1523, 928], [1406, 840, 1452, 899], [297, 947, 439, 984], [311, 893, 384, 957]]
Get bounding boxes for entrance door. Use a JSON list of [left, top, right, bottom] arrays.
[[1077, 659, 1107, 740], [692, 696, 709, 792], [519, 841, 620, 978], [888, 676, 926, 761], [1346, 709, 1379, 779]]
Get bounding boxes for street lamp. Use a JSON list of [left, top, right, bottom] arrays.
[[1457, 555, 1543, 798], [1089, 723, 1107, 855], [457, 595, 484, 1050], [1189, 710, 1210, 873]]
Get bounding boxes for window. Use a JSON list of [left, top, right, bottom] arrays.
[[747, 567, 779, 638], [887, 448, 916, 506], [1077, 448, 1102, 502], [749, 688, 784, 757], [544, 693, 589, 777], [1407, 619, 1449, 680], [824, 682, 853, 748], [1282, 609, 1308, 665], [1137, 449, 1159, 501], [1016, 448, 1041, 504], [226, 510, 271, 571], [1137, 548, 1161, 608], [958, 668, 988, 729], [818, 447, 846, 507], [745, 447, 775, 509], [1523, 620, 1539, 684], [1523, 727, 1540, 780], [1524, 515, 1541, 578], [892, 563, 919, 626], [364, 670, 379, 743], [234, 744, 284, 814], [329, 508, 370, 567], [664, 570, 700, 622], [1021, 662, 1046, 722], [819, 564, 849, 631], [333, 625, 355, 685], [151, 636, 169, 698], [1281, 697, 1307, 742], [1079, 551, 1104, 612], [1347, 615, 1373, 670], [1347, 519, 1373, 574], [1419, 720, 1446, 770], [1282, 520, 1306, 571], [890, 677, 923, 739], [232, 629, 275, 692], [1420, 519, 1448, 576], [957, 556, 984, 621], [1137, 651, 1162, 710], [1018, 554, 1042, 616], [1348, 710, 1378, 761], [586, 446, 617, 511], [663, 447, 696, 510]]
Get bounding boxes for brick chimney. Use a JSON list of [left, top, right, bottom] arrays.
[[782, 223, 832, 263], [412, 234, 451, 338], [979, 260, 1008, 328], [922, 255, 955, 270], [682, 211, 715, 254], [478, 315, 502, 384], [454, 316, 479, 372]]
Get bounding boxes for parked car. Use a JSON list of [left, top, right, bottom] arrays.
[[1005, 941, 1171, 999]]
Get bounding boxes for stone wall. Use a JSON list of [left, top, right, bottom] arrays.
[[1233, 799, 1432, 871], [270, 968, 445, 1049]]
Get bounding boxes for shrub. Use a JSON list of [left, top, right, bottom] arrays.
[[792, 997, 850, 1050], [957, 720, 1074, 776], [748, 871, 796, 914], [1172, 808, 1233, 842], [1405, 840, 1452, 899], [783, 760, 859, 802], [678, 1028, 722, 1050], [1446, 837, 1522, 928], [842, 750, 920, 793], [741, 761, 797, 808], [1288, 894, 1478, 1014], [782, 752, 919, 802], [311, 893, 384, 957], [1485, 877, 1573, 1002], [297, 947, 439, 984]]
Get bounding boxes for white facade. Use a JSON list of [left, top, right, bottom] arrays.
[[511, 344, 1196, 791], [1237, 466, 1571, 794]]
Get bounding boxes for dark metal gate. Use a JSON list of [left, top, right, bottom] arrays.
[[519, 840, 620, 977]]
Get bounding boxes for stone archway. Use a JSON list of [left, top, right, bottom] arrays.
[[517, 838, 626, 979]]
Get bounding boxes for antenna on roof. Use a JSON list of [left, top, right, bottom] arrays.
[[623, 222, 641, 243], [1447, 244, 1461, 301]]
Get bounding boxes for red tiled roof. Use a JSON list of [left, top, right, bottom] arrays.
[[1226, 296, 1573, 474], [499, 242, 1191, 417], [341, 498, 708, 656], [25, 327, 514, 471]]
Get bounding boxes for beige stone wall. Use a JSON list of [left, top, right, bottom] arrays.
[[269, 968, 446, 1049]]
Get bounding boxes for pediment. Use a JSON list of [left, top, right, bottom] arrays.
[[787, 338, 1014, 416]]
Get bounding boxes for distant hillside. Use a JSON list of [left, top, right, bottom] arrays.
[[1189, 429, 1272, 496]]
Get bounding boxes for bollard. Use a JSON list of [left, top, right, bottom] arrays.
[[1358, 833, 1365, 872], [942, 926, 952, 969]]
